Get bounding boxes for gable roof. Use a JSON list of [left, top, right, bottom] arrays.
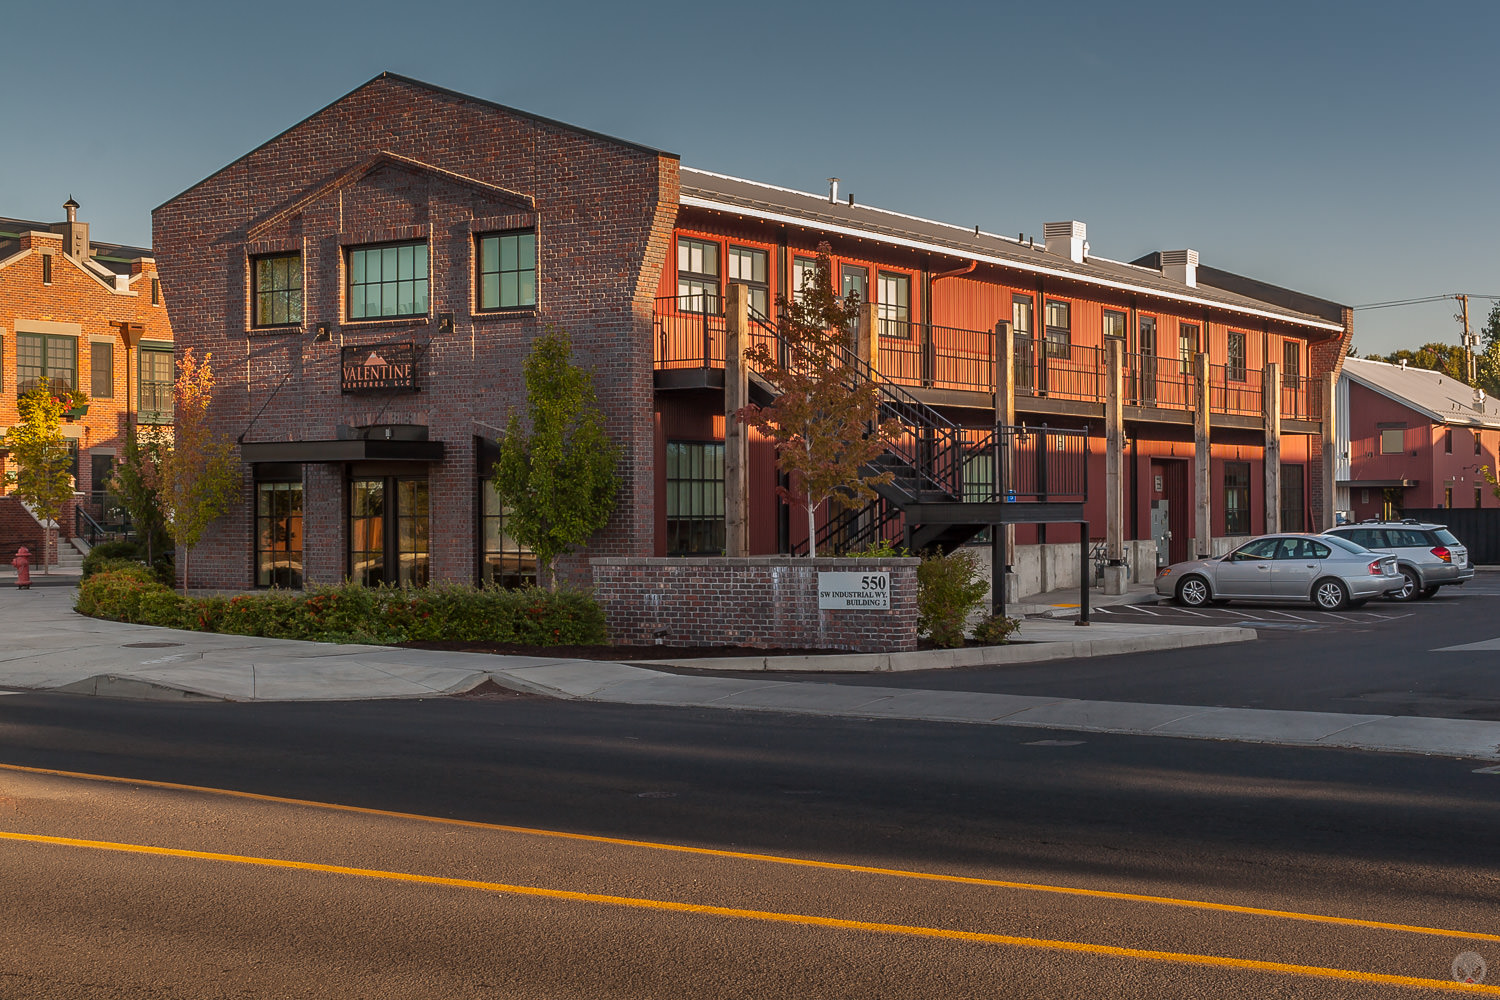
[[246, 151, 535, 240], [159, 72, 677, 213], [0, 215, 152, 274], [679, 167, 1346, 334], [1342, 355, 1500, 429]]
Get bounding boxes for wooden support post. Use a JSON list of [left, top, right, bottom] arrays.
[[994, 320, 1015, 613], [1103, 338, 1128, 594], [1194, 352, 1212, 557], [860, 302, 879, 375], [1320, 370, 1337, 532], [1264, 361, 1282, 534], [724, 283, 750, 557]]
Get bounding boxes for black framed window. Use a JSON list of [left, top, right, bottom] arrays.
[[41, 254, 52, 285], [348, 242, 428, 320], [1044, 299, 1071, 358], [1282, 339, 1300, 386], [1477, 429, 1484, 456], [1380, 426, 1405, 454], [1224, 461, 1251, 535], [666, 441, 724, 555], [477, 230, 537, 311], [138, 347, 173, 423], [151, 278, 161, 306], [1179, 323, 1200, 365], [839, 264, 868, 308], [877, 272, 911, 339], [17, 333, 76, 396], [1280, 463, 1305, 531], [349, 476, 430, 587], [728, 245, 769, 317], [792, 255, 817, 303], [1102, 309, 1126, 341], [256, 481, 304, 589], [1012, 293, 1035, 389], [1445, 427, 1453, 454], [480, 481, 538, 588], [253, 253, 303, 327], [91, 343, 114, 399], [1227, 331, 1247, 381], [676, 237, 719, 313]]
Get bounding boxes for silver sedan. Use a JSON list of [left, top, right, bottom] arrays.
[[1154, 533, 1404, 610]]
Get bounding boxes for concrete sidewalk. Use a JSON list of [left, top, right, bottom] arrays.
[[3, 585, 1499, 761]]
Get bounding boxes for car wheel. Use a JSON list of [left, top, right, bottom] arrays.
[[1313, 578, 1350, 611], [1420, 585, 1440, 599], [1176, 576, 1211, 608], [1385, 568, 1420, 602]]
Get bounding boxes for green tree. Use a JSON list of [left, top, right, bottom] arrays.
[[109, 427, 170, 565], [1365, 342, 1468, 380], [156, 349, 239, 594], [6, 380, 75, 575], [491, 328, 620, 591], [737, 245, 900, 557]]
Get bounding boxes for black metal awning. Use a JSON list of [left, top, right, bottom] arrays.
[[240, 439, 445, 463]]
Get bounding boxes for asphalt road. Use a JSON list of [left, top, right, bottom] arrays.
[[0, 687, 1497, 998]]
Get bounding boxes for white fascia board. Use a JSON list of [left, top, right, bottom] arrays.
[[59, 251, 134, 296], [680, 194, 1346, 334]]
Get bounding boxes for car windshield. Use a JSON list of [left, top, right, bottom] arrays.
[[1321, 533, 1371, 554], [1435, 528, 1462, 546]]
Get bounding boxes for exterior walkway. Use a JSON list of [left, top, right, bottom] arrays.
[[1, 586, 1497, 761]]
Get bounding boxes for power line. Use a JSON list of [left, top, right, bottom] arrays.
[[1354, 293, 1500, 310]]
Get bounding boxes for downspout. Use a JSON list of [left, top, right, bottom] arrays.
[[930, 260, 976, 282]]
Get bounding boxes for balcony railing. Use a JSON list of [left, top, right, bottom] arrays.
[[139, 381, 174, 424], [651, 297, 1324, 424]]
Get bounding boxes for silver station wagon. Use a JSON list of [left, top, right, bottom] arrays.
[[1155, 533, 1403, 610]]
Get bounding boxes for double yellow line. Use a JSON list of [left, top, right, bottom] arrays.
[[0, 762, 1493, 993]]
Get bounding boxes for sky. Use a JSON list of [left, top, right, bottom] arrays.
[[4, 0, 1498, 353]]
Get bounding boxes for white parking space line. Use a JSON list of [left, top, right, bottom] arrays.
[[1322, 612, 1360, 622], [1263, 610, 1318, 622], [1168, 607, 1211, 617], [1130, 606, 1162, 616]]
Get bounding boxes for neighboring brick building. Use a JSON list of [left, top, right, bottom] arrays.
[[1336, 356, 1500, 520], [0, 199, 174, 555], [153, 73, 1352, 593]]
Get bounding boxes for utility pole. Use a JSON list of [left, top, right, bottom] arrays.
[[1459, 293, 1477, 385]]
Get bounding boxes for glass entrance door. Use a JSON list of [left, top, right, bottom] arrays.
[[349, 476, 429, 586]]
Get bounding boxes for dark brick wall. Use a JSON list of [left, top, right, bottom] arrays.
[[592, 557, 919, 652], [153, 74, 679, 590]]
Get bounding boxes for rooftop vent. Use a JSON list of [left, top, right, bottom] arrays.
[[1161, 249, 1199, 288], [828, 177, 839, 204], [58, 196, 88, 261], [1043, 221, 1087, 264]]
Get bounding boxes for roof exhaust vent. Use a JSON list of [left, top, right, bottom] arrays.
[[1161, 249, 1199, 288], [1399, 359, 1408, 370], [828, 177, 839, 204], [1043, 221, 1087, 264]]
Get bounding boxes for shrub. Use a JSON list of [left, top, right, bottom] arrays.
[[971, 613, 1022, 646], [75, 566, 169, 623], [82, 541, 144, 579], [846, 537, 908, 558], [916, 550, 989, 648]]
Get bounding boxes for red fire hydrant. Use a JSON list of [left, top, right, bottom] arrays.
[[11, 547, 31, 590]]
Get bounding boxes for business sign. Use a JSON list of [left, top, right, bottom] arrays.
[[342, 342, 417, 393], [818, 571, 890, 610]]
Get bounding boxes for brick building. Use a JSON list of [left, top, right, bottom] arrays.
[[0, 199, 173, 560], [154, 73, 1352, 592]]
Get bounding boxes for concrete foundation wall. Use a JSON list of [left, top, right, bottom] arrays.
[[977, 536, 1251, 600]]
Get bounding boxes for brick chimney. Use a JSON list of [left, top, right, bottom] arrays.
[[58, 196, 89, 261], [1161, 249, 1199, 288], [1043, 220, 1087, 264]]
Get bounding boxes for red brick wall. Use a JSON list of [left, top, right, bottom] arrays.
[[153, 74, 679, 590], [0, 227, 173, 503], [592, 557, 919, 652]]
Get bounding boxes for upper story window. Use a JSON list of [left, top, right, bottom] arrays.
[[41, 254, 52, 285], [878, 271, 910, 338], [1477, 429, 1484, 456], [1445, 426, 1454, 454], [1044, 299, 1070, 358], [1179, 323, 1200, 364], [151, 278, 161, 306], [253, 254, 303, 328], [17, 333, 76, 395], [91, 343, 114, 399], [1282, 339, 1300, 385], [139, 345, 174, 424], [792, 255, 816, 303], [477, 231, 537, 311], [1102, 309, 1126, 341], [1380, 425, 1405, 454], [1227, 331, 1247, 381], [348, 242, 428, 321], [727, 246, 769, 318], [839, 264, 868, 309], [1138, 315, 1158, 355], [677, 237, 719, 313]]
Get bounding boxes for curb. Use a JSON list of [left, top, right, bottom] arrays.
[[637, 626, 1255, 673]]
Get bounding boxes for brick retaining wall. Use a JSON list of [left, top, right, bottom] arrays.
[[592, 557, 919, 653]]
